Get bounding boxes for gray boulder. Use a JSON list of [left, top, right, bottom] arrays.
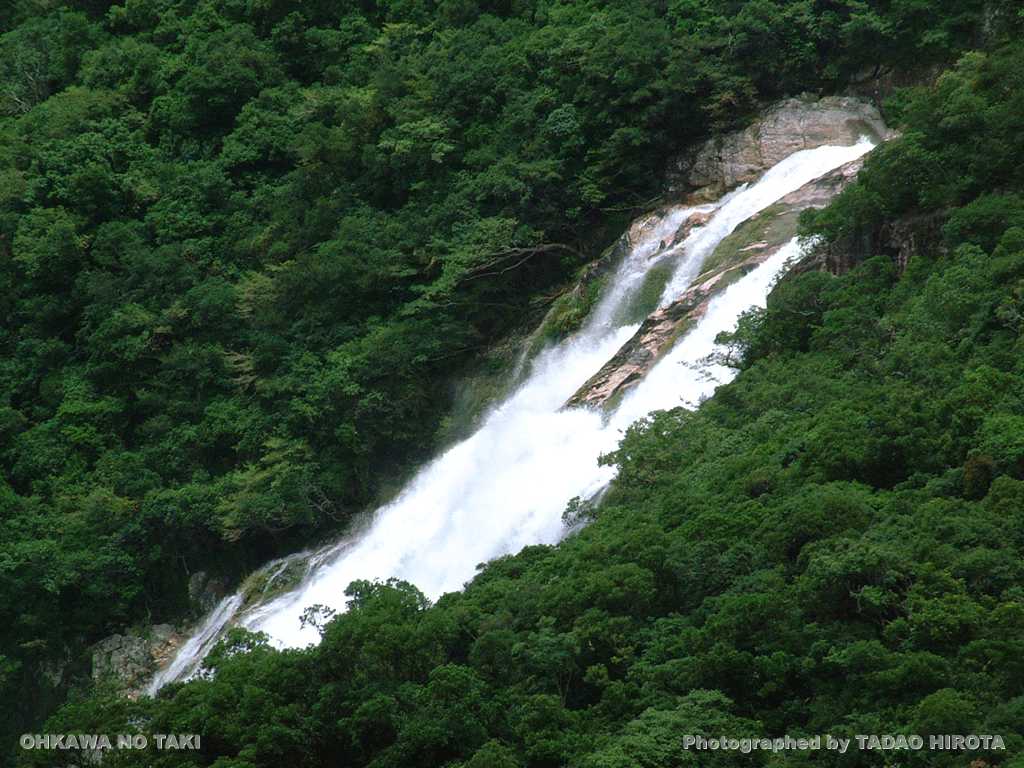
[[91, 624, 184, 697], [669, 95, 893, 199], [91, 634, 152, 690]]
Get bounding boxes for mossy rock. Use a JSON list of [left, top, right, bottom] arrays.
[[531, 233, 630, 342], [239, 557, 308, 609], [620, 259, 676, 325], [698, 202, 800, 280], [539, 274, 607, 340]]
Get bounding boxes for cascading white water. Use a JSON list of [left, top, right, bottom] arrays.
[[146, 594, 242, 694], [657, 139, 875, 305], [587, 202, 718, 330], [613, 236, 806, 427], [151, 138, 874, 685]]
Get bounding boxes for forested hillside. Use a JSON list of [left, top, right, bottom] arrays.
[[26, 35, 1024, 767], [3, 0, 1023, 765], [25, 37, 1024, 768]]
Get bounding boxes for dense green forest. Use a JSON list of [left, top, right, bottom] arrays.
[[25, 35, 1024, 767], [3, 0, 1024, 764]]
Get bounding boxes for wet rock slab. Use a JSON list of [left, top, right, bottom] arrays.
[[668, 95, 892, 200], [566, 157, 866, 409]]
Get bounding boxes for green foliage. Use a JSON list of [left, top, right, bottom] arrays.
[[1, 0, 1019, 764], [542, 276, 606, 341], [28, 25, 1024, 768]]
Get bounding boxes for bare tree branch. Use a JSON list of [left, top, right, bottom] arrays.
[[462, 243, 584, 282]]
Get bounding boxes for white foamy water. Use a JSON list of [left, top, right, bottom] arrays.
[[657, 138, 874, 304], [588, 202, 719, 330], [151, 139, 873, 683], [146, 594, 242, 694], [613, 236, 805, 428]]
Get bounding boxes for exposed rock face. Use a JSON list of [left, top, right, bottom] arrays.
[[92, 634, 151, 692], [845, 64, 945, 109], [148, 624, 186, 671], [626, 206, 710, 253], [881, 212, 948, 273], [92, 624, 184, 698], [188, 570, 228, 613], [668, 95, 892, 200], [793, 208, 948, 277], [670, 211, 712, 248], [567, 157, 867, 409]]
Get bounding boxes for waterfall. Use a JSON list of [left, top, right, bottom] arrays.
[[145, 594, 242, 695], [656, 139, 877, 305], [150, 138, 874, 688]]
